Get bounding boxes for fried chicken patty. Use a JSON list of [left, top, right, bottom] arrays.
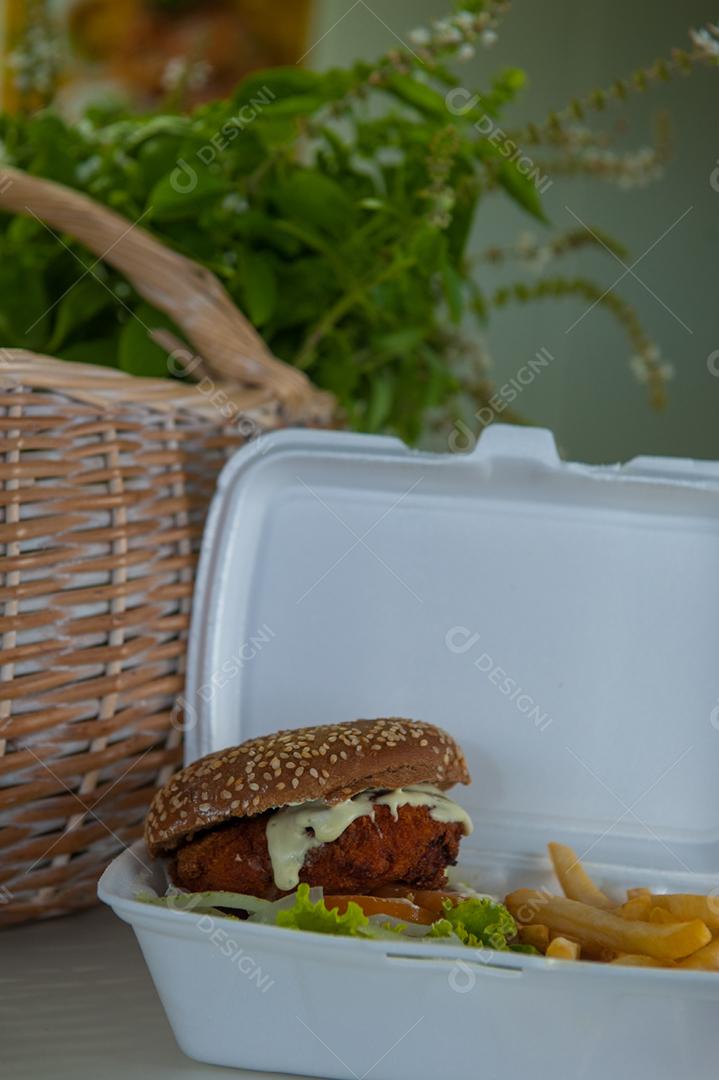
[[172, 803, 463, 898]]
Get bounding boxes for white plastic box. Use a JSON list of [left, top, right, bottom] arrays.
[[100, 425, 719, 1080]]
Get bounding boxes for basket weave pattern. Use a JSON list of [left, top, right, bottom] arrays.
[[0, 381, 258, 924], [0, 168, 333, 925]]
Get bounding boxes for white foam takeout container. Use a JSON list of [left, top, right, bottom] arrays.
[[100, 425, 719, 1080]]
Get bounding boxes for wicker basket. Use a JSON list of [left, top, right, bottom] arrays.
[[0, 167, 335, 926]]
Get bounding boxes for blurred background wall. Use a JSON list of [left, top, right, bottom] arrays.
[[309, 0, 719, 463]]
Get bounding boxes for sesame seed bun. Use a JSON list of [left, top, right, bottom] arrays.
[[145, 718, 470, 857]]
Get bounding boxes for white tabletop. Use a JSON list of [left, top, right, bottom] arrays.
[[1, 906, 292, 1079]]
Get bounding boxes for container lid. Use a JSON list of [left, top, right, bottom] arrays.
[[186, 426, 719, 875]]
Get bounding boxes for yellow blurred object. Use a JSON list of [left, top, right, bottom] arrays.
[[678, 939, 719, 971], [518, 924, 550, 952], [1, 0, 313, 114], [615, 896, 653, 921], [648, 895, 719, 933], [649, 906, 680, 926], [610, 954, 670, 968], [548, 842, 614, 909], [506, 888, 712, 961], [546, 936, 581, 961]]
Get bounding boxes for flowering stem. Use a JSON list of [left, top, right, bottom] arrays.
[[490, 276, 668, 407], [520, 28, 719, 145]]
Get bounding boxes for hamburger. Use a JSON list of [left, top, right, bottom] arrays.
[[145, 717, 473, 902]]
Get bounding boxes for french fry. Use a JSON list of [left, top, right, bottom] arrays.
[[677, 939, 719, 970], [649, 906, 679, 925], [615, 896, 652, 921], [546, 936, 580, 960], [519, 924, 550, 952], [505, 888, 712, 961], [647, 895, 719, 933], [627, 888, 651, 900], [547, 843, 613, 909], [581, 944, 618, 963], [610, 954, 670, 968]]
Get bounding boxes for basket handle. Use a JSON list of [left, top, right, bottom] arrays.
[[0, 166, 333, 420]]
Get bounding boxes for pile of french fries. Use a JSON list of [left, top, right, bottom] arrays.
[[504, 843, 719, 970]]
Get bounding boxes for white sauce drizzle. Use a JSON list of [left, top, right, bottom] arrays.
[[265, 783, 473, 892]]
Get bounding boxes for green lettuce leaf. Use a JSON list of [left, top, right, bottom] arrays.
[[136, 885, 528, 952], [275, 884, 370, 936], [428, 897, 517, 951]]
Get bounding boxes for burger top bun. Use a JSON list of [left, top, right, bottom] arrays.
[[145, 718, 470, 857]]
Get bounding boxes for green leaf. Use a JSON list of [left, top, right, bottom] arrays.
[[374, 327, 425, 355], [385, 73, 448, 118], [26, 114, 82, 186], [495, 159, 547, 222], [117, 303, 180, 377], [262, 94, 328, 118], [57, 337, 120, 368], [365, 371, 395, 432], [241, 251, 277, 327], [234, 67, 324, 108], [48, 276, 113, 351], [148, 168, 229, 222], [0, 262, 51, 350], [275, 884, 369, 936], [135, 133, 188, 191], [274, 172, 354, 237]]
